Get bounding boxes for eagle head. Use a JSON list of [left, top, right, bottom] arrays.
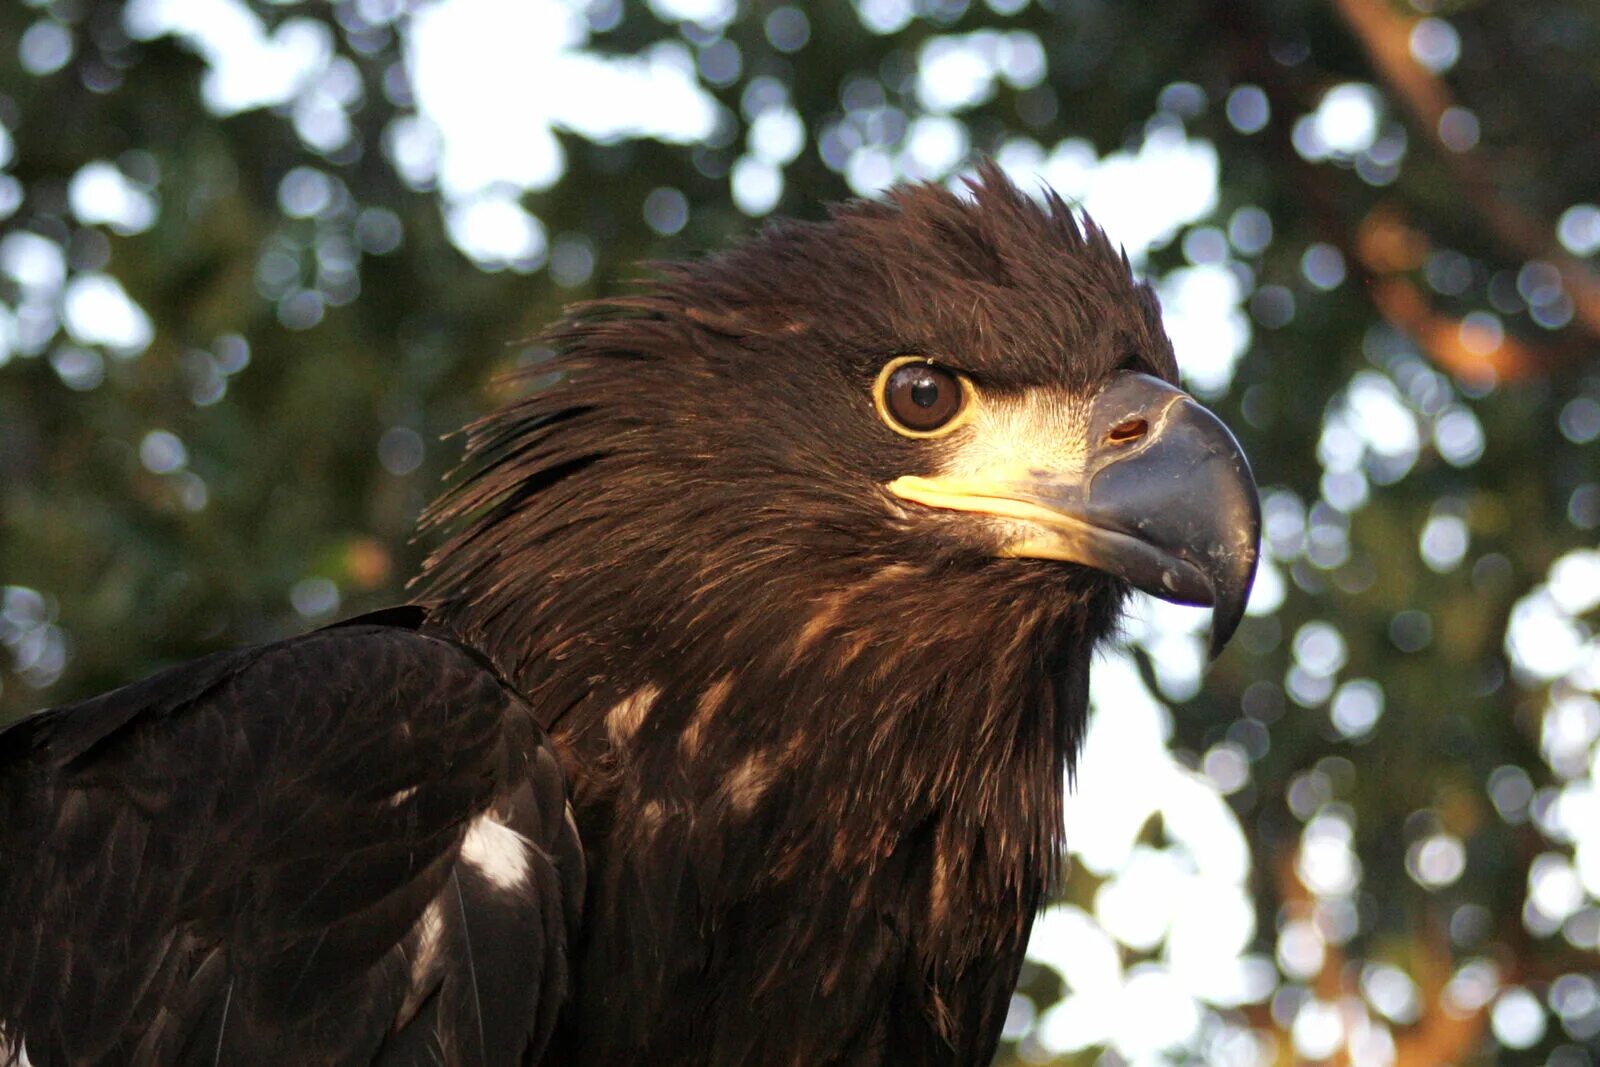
[[420, 164, 1259, 704]]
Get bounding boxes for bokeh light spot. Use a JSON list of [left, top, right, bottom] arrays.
[[1557, 204, 1600, 256], [1224, 85, 1269, 134], [139, 430, 187, 474], [643, 187, 689, 236], [1409, 17, 1460, 73], [19, 20, 74, 77], [1491, 987, 1547, 1049], [378, 427, 424, 476]]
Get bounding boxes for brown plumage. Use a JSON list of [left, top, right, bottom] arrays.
[[0, 164, 1258, 1065]]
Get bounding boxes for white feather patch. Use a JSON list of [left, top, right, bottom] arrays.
[[679, 674, 732, 756], [0, 1032, 35, 1067], [723, 751, 775, 814], [605, 683, 660, 746], [460, 815, 533, 892], [938, 388, 1090, 483], [410, 899, 446, 986], [386, 785, 419, 807]]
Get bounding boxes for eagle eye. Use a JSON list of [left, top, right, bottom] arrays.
[[876, 359, 966, 437]]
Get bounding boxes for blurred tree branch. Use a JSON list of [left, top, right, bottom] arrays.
[[1330, 0, 1600, 341]]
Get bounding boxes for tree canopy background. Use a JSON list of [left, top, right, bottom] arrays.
[[2, 0, 1598, 1062]]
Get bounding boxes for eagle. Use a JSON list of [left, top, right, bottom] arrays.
[[0, 166, 1259, 1066]]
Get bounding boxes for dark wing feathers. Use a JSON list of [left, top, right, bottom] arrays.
[[0, 619, 582, 1066]]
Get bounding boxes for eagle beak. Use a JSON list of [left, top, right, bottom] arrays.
[[889, 373, 1261, 659]]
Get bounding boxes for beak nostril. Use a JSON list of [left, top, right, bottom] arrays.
[[1107, 417, 1148, 445]]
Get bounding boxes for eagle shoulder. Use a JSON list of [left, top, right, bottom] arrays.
[[0, 613, 582, 1065]]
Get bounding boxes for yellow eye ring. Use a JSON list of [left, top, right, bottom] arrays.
[[873, 357, 974, 438]]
